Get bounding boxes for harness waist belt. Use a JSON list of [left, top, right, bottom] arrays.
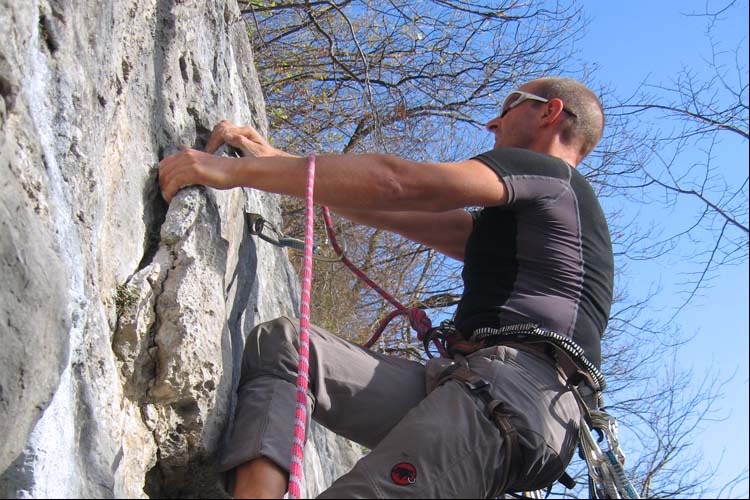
[[485, 339, 576, 377], [467, 323, 606, 394]]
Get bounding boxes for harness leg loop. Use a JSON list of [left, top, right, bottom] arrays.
[[435, 363, 518, 496]]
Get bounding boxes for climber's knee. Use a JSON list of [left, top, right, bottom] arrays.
[[239, 317, 301, 385]]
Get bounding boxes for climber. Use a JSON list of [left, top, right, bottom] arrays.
[[158, 76, 613, 499]]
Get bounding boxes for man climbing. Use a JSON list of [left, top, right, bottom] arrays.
[[158, 76, 613, 499]]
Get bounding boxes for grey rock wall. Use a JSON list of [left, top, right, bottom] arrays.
[[0, 0, 361, 497]]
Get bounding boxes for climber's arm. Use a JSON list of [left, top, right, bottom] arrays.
[[158, 121, 500, 259], [159, 121, 506, 212], [158, 149, 506, 212], [330, 208, 472, 262]]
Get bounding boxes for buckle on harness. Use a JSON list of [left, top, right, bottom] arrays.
[[464, 377, 490, 392], [436, 364, 490, 393]]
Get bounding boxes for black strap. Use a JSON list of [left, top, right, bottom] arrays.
[[435, 365, 517, 495], [558, 471, 577, 490], [437, 363, 580, 494]]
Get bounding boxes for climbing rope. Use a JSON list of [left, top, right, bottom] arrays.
[[286, 154, 440, 496], [320, 207, 436, 351], [288, 153, 316, 499]]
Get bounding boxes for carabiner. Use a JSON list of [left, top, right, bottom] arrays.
[[246, 213, 304, 250], [246, 212, 346, 260]]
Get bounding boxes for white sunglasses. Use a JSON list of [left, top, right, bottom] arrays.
[[501, 90, 578, 119]]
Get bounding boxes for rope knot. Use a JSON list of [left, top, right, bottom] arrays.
[[408, 308, 432, 339]]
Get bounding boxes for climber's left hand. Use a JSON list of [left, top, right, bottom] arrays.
[[205, 120, 289, 158]]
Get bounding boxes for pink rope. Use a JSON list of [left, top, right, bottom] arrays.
[[288, 156, 442, 496], [288, 153, 316, 498], [321, 207, 440, 354]]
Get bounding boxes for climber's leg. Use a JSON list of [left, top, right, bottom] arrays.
[[232, 457, 286, 499], [218, 317, 427, 496], [316, 345, 581, 498]]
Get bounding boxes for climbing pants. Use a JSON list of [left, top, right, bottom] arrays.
[[218, 317, 580, 498]]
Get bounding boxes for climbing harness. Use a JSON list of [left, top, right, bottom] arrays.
[[469, 322, 606, 395], [424, 320, 606, 393], [429, 321, 641, 499], [287, 153, 316, 499]]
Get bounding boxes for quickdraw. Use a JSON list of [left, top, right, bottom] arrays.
[[246, 212, 344, 262], [247, 201, 439, 353], [246, 212, 304, 251], [579, 408, 640, 499]]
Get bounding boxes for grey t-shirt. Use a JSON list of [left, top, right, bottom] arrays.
[[455, 148, 614, 369]]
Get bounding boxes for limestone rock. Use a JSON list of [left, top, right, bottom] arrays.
[[0, 117, 70, 478], [0, 0, 362, 497]]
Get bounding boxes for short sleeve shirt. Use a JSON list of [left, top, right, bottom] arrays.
[[454, 148, 614, 369]]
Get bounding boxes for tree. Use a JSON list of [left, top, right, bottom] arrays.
[[239, 0, 748, 497], [242, 0, 586, 353], [569, 2, 748, 496], [605, 26, 748, 317]]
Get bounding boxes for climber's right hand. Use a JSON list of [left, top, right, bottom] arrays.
[[158, 145, 239, 203], [205, 120, 286, 158]]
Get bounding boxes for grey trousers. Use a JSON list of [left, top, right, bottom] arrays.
[[218, 317, 580, 498]]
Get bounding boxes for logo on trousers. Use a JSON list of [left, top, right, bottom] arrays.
[[390, 462, 417, 486]]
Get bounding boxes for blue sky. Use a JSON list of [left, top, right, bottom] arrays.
[[575, 0, 748, 496]]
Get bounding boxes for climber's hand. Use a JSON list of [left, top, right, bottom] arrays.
[[158, 145, 238, 202], [205, 120, 284, 158]]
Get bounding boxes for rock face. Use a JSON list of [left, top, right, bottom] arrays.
[[0, 0, 361, 497]]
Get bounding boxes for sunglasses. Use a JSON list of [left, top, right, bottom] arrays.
[[500, 90, 578, 119]]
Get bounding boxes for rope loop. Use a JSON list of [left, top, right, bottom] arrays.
[[408, 308, 432, 339]]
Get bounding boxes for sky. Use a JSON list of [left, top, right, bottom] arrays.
[[573, 0, 748, 496]]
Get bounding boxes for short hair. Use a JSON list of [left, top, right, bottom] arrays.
[[529, 77, 605, 160]]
